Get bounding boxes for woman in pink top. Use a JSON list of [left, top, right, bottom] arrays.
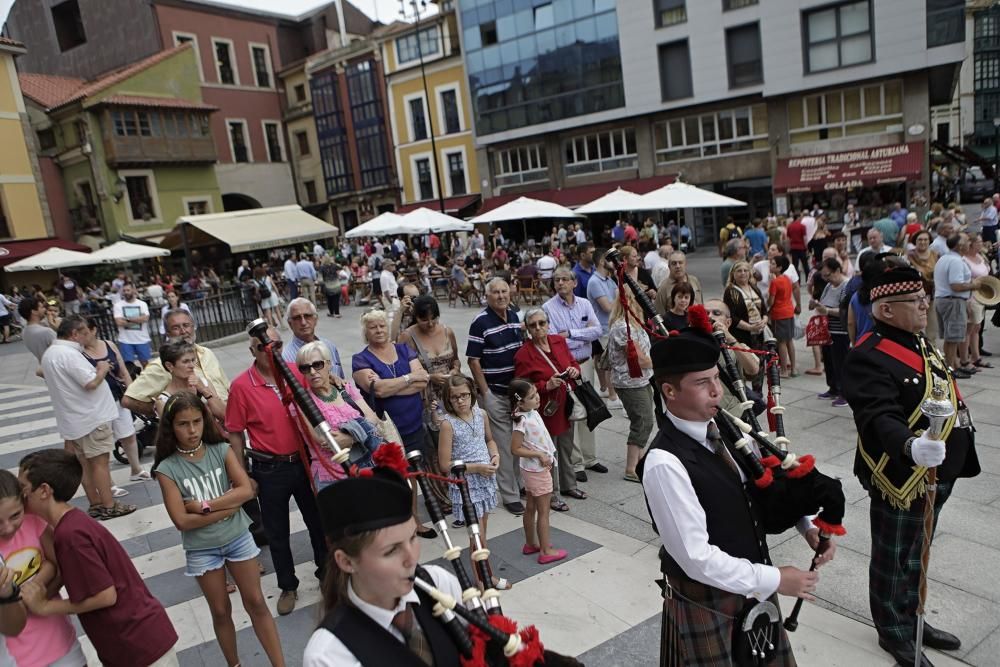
[[0, 470, 84, 667], [962, 233, 993, 372]]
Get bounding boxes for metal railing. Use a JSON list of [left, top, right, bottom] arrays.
[[85, 288, 259, 351]]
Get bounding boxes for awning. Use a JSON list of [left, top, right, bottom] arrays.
[[0, 237, 92, 268], [477, 174, 676, 215], [774, 142, 925, 194], [160, 205, 338, 254], [396, 194, 481, 215]]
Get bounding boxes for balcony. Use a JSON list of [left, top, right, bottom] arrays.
[[103, 133, 217, 167], [96, 101, 218, 167]]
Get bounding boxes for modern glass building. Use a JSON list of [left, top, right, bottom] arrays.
[[459, 0, 624, 136]]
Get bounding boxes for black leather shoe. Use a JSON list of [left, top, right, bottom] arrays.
[[586, 462, 609, 473], [417, 526, 438, 539], [878, 637, 934, 667], [575, 471, 588, 482], [982, 349, 993, 357], [918, 623, 961, 651], [504, 501, 525, 516]]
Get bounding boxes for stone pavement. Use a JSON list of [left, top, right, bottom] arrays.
[[0, 250, 997, 665]]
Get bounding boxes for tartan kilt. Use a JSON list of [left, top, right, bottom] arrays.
[[660, 576, 796, 667]]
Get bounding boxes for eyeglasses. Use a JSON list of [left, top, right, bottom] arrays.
[[289, 313, 317, 322], [451, 392, 472, 401], [527, 320, 549, 328], [885, 295, 930, 305], [255, 340, 283, 352], [297, 359, 327, 374]]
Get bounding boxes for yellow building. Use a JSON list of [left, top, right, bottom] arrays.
[[379, 9, 480, 215], [0, 36, 60, 271]]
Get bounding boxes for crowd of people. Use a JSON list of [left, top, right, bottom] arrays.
[[0, 192, 996, 666]]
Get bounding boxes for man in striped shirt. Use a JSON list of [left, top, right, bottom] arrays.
[[467, 278, 525, 515]]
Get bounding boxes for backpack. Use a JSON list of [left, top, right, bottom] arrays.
[[256, 279, 271, 300]]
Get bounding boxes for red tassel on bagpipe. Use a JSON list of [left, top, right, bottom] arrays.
[[766, 392, 777, 432], [760, 455, 782, 469], [625, 339, 642, 378], [458, 616, 546, 667], [753, 466, 774, 489], [785, 454, 815, 479], [812, 516, 847, 537]]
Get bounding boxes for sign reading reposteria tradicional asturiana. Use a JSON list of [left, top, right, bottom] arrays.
[[773, 141, 925, 194]]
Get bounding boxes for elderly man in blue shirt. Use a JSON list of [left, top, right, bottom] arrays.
[[543, 267, 607, 487], [282, 297, 345, 381]]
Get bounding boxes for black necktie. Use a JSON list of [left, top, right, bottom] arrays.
[[707, 422, 740, 478]]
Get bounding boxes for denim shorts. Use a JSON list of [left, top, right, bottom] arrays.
[[184, 530, 259, 577], [118, 341, 152, 363]]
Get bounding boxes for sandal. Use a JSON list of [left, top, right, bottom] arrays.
[[111, 486, 129, 498], [491, 577, 512, 591], [96, 502, 137, 520], [804, 368, 824, 376], [87, 505, 103, 519], [561, 488, 588, 500], [550, 498, 569, 512], [623, 471, 641, 483], [975, 359, 994, 369], [130, 470, 152, 481]]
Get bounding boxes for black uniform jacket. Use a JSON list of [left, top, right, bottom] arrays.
[[842, 322, 979, 510]]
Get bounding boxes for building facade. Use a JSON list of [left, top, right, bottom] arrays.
[[380, 10, 481, 215], [19, 44, 223, 246], [457, 0, 966, 239]]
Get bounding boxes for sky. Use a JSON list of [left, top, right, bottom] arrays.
[[0, 0, 429, 30]]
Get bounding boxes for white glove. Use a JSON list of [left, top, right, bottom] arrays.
[[910, 434, 946, 467]]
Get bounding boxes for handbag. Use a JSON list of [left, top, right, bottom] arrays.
[[792, 317, 805, 340], [805, 314, 832, 347], [367, 380, 403, 444], [534, 341, 610, 431]]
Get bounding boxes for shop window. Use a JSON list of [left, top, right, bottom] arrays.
[[51, 0, 86, 52]]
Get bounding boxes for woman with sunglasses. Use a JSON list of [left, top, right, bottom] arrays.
[[513, 307, 583, 513], [293, 340, 384, 489]]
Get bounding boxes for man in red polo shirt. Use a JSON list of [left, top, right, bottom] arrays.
[[225, 326, 328, 616], [786, 214, 808, 281]]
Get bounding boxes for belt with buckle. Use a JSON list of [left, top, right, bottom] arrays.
[[245, 449, 299, 463]]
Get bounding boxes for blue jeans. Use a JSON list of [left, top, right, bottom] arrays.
[[248, 458, 327, 591]]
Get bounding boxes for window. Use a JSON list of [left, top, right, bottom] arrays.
[[213, 39, 238, 85], [37, 128, 56, 150], [294, 84, 306, 103], [480, 21, 498, 46], [250, 45, 272, 88], [927, 0, 965, 48], [120, 170, 160, 223], [409, 97, 429, 141], [51, 0, 86, 52], [976, 54, 1000, 91], [658, 39, 693, 101], [976, 11, 1000, 51], [440, 89, 461, 134], [295, 130, 311, 156], [227, 120, 251, 162], [726, 23, 763, 88], [112, 110, 138, 137], [786, 80, 902, 143], [415, 158, 434, 200], [723, 0, 758, 9], [396, 26, 441, 65], [534, 4, 554, 29], [263, 121, 284, 162], [654, 105, 769, 163], [0, 194, 10, 239], [803, 1, 873, 73], [184, 197, 211, 216], [304, 180, 318, 204], [655, 0, 686, 28], [342, 209, 358, 230], [172, 32, 203, 81], [311, 70, 352, 195], [346, 61, 392, 189], [446, 152, 467, 195], [563, 128, 637, 176], [494, 143, 549, 187]]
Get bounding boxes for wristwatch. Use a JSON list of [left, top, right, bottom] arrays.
[[404, 374, 412, 385], [200, 500, 212, 514]]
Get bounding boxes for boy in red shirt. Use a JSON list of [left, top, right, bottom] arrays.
[[768, 254, 798, 377], [18, 450, 178, 667]]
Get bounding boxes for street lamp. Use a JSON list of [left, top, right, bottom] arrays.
[[401, 0, 446, 213], [993, 117, 1000, 183]]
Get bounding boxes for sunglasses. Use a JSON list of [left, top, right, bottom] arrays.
[[297, 360, 327, 374]]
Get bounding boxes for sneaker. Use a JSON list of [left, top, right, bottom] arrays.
[[605, 398, 624, 410], [277, 590, 297, 616], [832, 397, 848, 408], [597, 387, 610, 398], [816, 390, 837, 400]]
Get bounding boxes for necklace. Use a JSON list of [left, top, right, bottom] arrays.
[[177, 442, 204, 457], [371, 345, 398, 378]]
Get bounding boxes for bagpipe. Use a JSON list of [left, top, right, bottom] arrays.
[[246, 319, 582, 666], [599, 256, 847, 636]]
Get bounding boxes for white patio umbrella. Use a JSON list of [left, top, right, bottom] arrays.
[[4, 247, 95, 272], [575, 187, 654, 214], [401, 207, 473, 234], [639, 181, 747, 209], [469, 196, 583, 224], [89, 241, 171, 264], [344, 212, 408, 239]]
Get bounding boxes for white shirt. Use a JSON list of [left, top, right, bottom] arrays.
[[643, 250, 661, 271], [856, 243, 891, 271], [113, 298, 151, 344], [652, 260, 671, 288], [41, 340, 119, 440], [802, 215, 817, 243], [313, 242, 325, 257], [753, 260, 798, 294], [380, 271, 399, 297], [575, 228, 586, 244], [302, 564, 464, 667], [145, 284, 165, 307], [642, 410, 781, 601], [535, 255, 557, 279], [284, 258, 299, 282]]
